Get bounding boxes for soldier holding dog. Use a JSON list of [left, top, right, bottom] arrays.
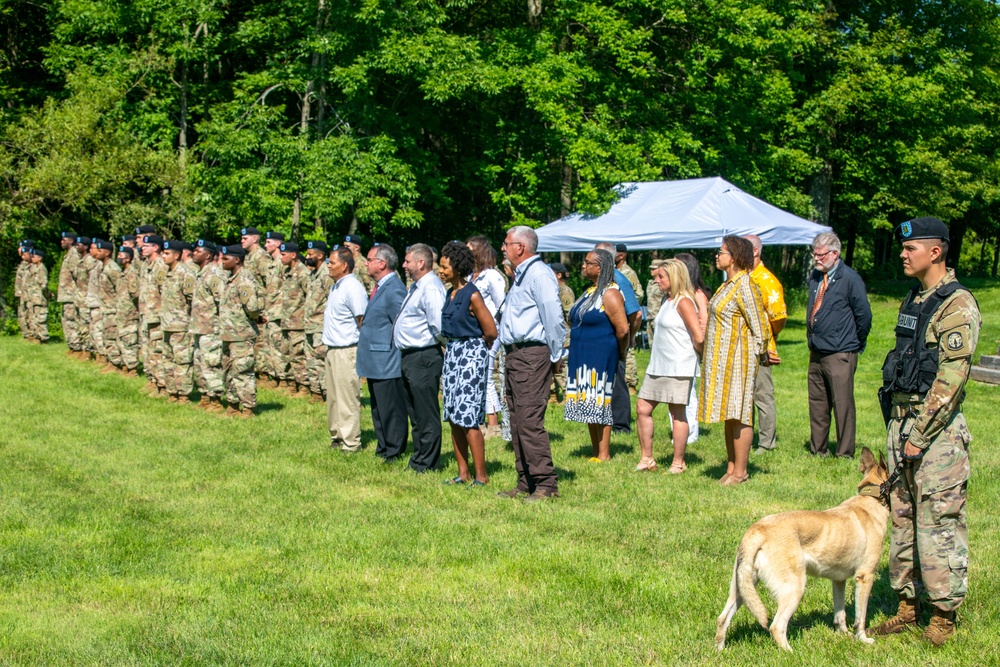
[[873, 217, 980, 646]]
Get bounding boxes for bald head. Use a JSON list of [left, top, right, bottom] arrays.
[[744, 234, 763, 267]]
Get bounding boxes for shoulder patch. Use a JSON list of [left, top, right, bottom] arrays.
[[947, 331, 964, 351]]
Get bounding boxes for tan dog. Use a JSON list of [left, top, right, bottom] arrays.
[[715, 447, 890, 652]]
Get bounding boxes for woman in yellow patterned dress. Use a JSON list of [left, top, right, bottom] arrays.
[[698, 236, 771, 486]]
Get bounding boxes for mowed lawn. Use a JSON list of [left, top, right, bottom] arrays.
[[1, 278, 999, 666]]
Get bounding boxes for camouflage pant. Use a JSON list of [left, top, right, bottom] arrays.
[[263, 320, 283, 378], [62, 303, 80, 350], [279, 329, 307, 385], [76, 302, 92, 352], [625, 346, 637, 389], [305, 332, 327, 396], [193, 333, 225, 398], [28, 304, 49, 341], [17, 299, 28, 338], [103, 319, 120, 366], [145, 323, 165, 387], [89, 307, 106, 357], [139, 323, 149, 370], [223, 340, 257, 409], [886, 410, 970, 612], [118, 324, 139, 371], [163, 331, 194, 396]]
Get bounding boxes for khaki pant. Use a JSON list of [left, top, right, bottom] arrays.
[[325, 346, 361, 451], [753, 364, 777, 450]]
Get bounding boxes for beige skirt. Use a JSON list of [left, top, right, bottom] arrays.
[[638, 374, 693, 405]]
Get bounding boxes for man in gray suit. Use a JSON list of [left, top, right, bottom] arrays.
[[356, 243, 409, 461]]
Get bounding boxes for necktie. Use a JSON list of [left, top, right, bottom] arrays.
[[370, 282, 378, 300], [810, 273, 828, 325]]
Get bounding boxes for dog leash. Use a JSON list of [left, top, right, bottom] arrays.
[[879, 408, 918, 500]]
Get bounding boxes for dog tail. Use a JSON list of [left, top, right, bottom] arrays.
[[736, 532, 769, 629]]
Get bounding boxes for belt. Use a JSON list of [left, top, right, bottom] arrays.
[[327, 343, 357, 350], [401, 344, 440, 354], [504, 341, 546, 354]]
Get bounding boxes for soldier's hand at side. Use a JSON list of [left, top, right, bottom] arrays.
[[902, 441, 924, 460]]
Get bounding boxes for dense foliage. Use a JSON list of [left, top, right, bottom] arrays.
[[3, 0, 1000, 275]]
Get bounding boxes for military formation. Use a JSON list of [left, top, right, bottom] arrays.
[[15, 226, 374, 418]]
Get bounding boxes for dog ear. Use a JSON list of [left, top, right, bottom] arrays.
[[859, 447, 876, 473], [878, 451, 887, 472]]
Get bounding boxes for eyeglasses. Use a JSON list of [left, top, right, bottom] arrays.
[[716, 251, 731, 257], [812, 249, 835, 259], [501, 241, 524, 249]]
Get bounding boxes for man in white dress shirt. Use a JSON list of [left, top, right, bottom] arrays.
[[393, 243, 448, 472], [496, 226, 566, 502], [322, 247, 369, 452]]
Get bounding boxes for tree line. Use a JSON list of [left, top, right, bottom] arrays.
[[3, 0, 1000, 283]]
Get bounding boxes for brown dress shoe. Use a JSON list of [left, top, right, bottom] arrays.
[[496, 488, 528, 499], [523, 489, 560, 504], [923, 608, 956, 646], [870, 596, 920, 635]]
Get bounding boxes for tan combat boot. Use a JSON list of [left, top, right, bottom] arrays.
[[198, 396, 212, 410], [294, 383, 311, 398], [167, 394, 179, 403], [309, 392, 324, 404], [225, 405, 241, 417], [176, 394, 191, 405], [923, 607, 956, 646], [207, 396, 225, 413], [238, 406, 255, 418], [870, 595, 920, 635]]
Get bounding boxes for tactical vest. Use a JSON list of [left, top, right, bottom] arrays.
[[881, 280, 967, 396]]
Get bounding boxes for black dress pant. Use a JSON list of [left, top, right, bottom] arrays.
[[368, 377, 409, 460], [400, 346, 444, 472], [611, 358, 632, 434]]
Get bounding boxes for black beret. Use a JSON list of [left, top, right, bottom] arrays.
[[549, 263, 568, 274], [118, 246, 134, 258], [76, 236, 92, 246], [306, 240, 328, 252], [21, 238, 35, 247], [135, 225, 156, 235], [615, 243, 628, 253], [61, 231, 76, 239], [142, 235, 164, 247], [240, 226, 260, 236], [93, 239, 113, 251], [265, 231, 285, 241], [29, 247, 44, 257], [280, 242, 299, 253], [895, 217, 950, 244], [162, 240, 182, 251], [221, 245, 247, 258], [196, 239, 218, 253], [343, 234, 363, 246], [122, 234, 137, 242]]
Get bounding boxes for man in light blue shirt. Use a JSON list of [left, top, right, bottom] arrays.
[[497, 226, 566, 503]]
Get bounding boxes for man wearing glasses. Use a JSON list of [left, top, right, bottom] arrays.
[[806, 231, 872, 459]]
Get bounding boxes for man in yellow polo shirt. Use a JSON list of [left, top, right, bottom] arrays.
[[745, 235, 786, 451]]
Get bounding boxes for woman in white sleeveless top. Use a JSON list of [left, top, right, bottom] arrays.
[[635, 259, 704, 473]]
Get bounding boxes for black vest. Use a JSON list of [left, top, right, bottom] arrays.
[[881, 280, 967, 396]]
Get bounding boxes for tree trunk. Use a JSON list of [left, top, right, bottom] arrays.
[[993, 227, 1000, 277], [809, 161, 832, 227], [178, 25, 190, 169], [527, 0, 542, 28], [559, 161, 573, 266], [948, 218, 967, 268]]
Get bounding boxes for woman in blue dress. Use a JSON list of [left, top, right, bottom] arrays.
[[439, 242, 498, 486], [565, 249, 630, 462]]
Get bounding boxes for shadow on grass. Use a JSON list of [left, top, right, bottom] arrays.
[[700, 459, 765, 481], [256, 402, 284, 414], [569, 440, 635, 459]]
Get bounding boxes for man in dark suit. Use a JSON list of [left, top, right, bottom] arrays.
[[356, 243, 409, 461]]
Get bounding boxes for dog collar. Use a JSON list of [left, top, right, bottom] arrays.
[[858, 484, 889, 507]]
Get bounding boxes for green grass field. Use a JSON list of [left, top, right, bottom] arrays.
[[1, 279, 999, 666]]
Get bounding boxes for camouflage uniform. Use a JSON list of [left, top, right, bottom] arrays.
[[74, 252, 98, 354], [115, 262, 141, 371], [189, 262, 228, 399], [303, 267, 334, 397], [552, 282, 575, 398], [58, 246, 81, 350], [619, 261, 643, 389], [160, 262, 197, 397], [23, 261, 50, 342], [260, 255, 284, 379], [97, 259, 123, 366], [139, 256, 168, 388], [645, 276, 664, 344], [886, 269, 980, 613], [15, 257, 29, 338], [278, 260, 312, 388], [220, 267, 262, 409], [85, 257, 105, 357], [243, 245, 273, 376], [353, 254, 375, 295]]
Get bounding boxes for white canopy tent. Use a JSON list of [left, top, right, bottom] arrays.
[[535, 177, 831, 251]]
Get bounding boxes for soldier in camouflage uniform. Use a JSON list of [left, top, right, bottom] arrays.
[[15, 242, 32, 339], [303, 240, 332, 402], [871, 217, 981, 647], [343, 234, 375, 295], [114, 246, 141, 375], [239, 227, 270, 378], [219, 245, 262, 417], [277, 242, 312, 395], [258, 231, 285, 384], [85, 240, 110, 362], [24, 247, 50, 343], [549, 263, 574, 402], [189, 240, 228, 412], [57, 232, 81, 352], [645, 259, 665, 344], [138, 235, 168, 395], [615, 244, 644, 391], [95, 240, 123, 370], [72, 237, 96, 358], [159, 241, 197, 402]]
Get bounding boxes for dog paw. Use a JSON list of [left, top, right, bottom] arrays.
[[856, 635, 874, 645]]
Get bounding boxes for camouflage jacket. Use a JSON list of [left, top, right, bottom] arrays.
[[189, 263, 228, 335], [619, 262, 644, 302], [558, 283, 575, 327], [139, 256, 167, 324], [646, 279, 664, 319], [74, 254, 98, 309], [262, 254, 284, 321], [279, 261, 311, 330], [57, 247, 80, 303], [97, 259, 122, 317], [304, 268, 334, 334], [220, 267, 262, 342], [115, 262, 140, 328], [895, 269, 982, 450], [14, 260, 28, 299], [160, 262, 197, 332], [22, 263, 48, 305], [353, 255, 375, 295], [244, 245, 271, 288], [85, 256, 103, 309]]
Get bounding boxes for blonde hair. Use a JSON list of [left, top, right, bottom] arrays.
[[661, 258, 694, 301]]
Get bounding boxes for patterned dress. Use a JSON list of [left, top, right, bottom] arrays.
[[564, 285, 620, 426], [698, 271, 770, 424], [441, 283, 489, 428]]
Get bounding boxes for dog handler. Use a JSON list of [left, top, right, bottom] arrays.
[[873, 217, 980, 646]]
